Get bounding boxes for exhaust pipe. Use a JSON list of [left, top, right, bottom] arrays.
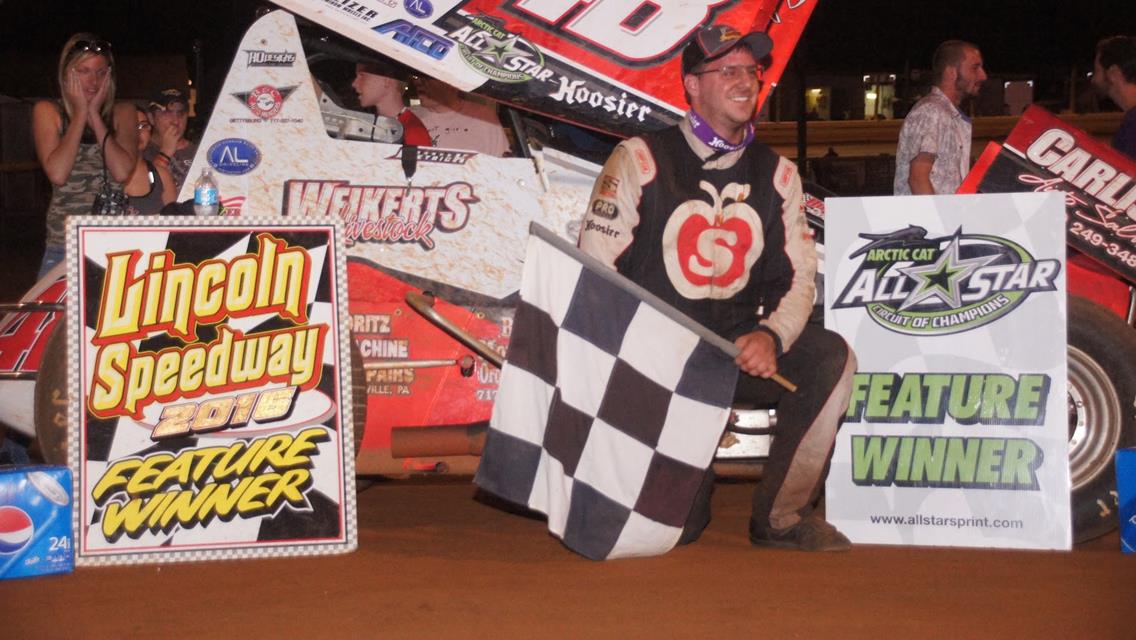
[[390, 422, 488, 458]]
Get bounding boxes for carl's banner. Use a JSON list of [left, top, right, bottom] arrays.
[[824, 193, 1071, 549], [66, 216, 357, 565]]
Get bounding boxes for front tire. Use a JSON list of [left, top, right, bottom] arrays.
[[1067, 295, 1136, 542]]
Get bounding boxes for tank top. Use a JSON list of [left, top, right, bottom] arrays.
[[44, 103, 104, 249], [125, 161, 164, 216]]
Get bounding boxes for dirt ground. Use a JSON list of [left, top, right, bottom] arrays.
[[1, 478, 1131, 639], [0, 234, 1131, 638]]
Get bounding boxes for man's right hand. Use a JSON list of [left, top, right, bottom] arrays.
[[154, 121, 181, 156], [908, 152, 936, 195], [734, 330, 778, 378]]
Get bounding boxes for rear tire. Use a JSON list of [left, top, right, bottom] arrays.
[[1067, 295, 1136, 542], [32, 324, 68, 466], [350, 337, 366, 456]]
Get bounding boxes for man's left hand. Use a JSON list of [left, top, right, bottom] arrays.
[[734, 330, 778, 378]]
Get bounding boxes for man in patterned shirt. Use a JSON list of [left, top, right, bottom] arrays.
[[894, 40, 987, 195], [1092, 35, 1136, 159]]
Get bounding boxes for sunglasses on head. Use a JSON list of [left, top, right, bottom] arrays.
[[70, 39, 112, 56]]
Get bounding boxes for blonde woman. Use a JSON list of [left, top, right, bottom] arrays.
[[31, 33, 137, 276]]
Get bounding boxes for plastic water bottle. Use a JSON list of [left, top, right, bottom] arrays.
[[193, 168, 219, 216]]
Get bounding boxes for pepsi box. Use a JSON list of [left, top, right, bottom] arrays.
[[0, 465, 74, 579], [1120, 449, 1136, 554]]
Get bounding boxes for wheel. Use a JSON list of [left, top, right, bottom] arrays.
[[32, 322, 69, 466], [1067, 295, 1136, 542], [349, 336, 367, 456]]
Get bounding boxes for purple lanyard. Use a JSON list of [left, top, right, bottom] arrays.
[[688, 110, 753, 153]]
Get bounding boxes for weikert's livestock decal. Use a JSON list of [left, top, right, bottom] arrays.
[[832, 226, 1060, 336], [825, 193, 1071, 550], [959, 105, 1136, 284], [281, 179, 479, 248], [68, 217, 356, 566]]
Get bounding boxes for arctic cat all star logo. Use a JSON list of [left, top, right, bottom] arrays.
[[832, 226, 1061, 335], [448, 14, 553, 83]]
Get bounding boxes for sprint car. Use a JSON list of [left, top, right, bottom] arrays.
[[1, 1, 1132, 543]]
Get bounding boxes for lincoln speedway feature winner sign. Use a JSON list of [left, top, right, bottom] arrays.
[[824, 193, 1072, 550], [66, 216, 356, 565]]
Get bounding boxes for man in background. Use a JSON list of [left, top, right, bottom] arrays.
[[894, 40, 987, 195], [1093, 35, 1136, 158], [145, 87, 197, 192], [352, 62, 431, 146]]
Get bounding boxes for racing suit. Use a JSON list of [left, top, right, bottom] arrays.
[[578, 117, 857, 538]]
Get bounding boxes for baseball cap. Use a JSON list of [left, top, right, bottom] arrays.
[[681, 25, 774, 75], [148, 87, 188, 111]]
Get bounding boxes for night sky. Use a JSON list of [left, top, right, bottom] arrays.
[[801, 0, 1132, 73], [1, 1, 1132, 92]]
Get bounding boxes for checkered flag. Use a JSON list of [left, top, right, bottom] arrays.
[[474, 224, 740, 560]]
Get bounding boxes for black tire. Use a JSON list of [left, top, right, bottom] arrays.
[[1068, 295, 1136, 542], [349, 337, 367, 456], [32, 323, 69, 466]]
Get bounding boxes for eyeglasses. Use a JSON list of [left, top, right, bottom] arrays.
[[693, 65, 764, 82], [137, 122, 152, 131], [69, 39, 112, 56]]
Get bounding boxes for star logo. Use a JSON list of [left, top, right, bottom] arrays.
[[476, 34, 523, 65], [896, 231, 997, 311]]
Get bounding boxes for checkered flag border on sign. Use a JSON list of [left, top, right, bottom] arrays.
[[475, 223, 740, 560], [65, 216, 357, 566]]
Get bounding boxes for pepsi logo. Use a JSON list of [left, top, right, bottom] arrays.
[[0, 506, 34, 554]]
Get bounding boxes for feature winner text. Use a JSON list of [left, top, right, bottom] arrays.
[[90, 426, 330, 541], [845, 372, 1051, 490]]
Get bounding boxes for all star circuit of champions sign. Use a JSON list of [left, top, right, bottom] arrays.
[[67, 217, 356, 565], [824, 193, 1072, 550]]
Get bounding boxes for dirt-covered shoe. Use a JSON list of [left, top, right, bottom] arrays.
[[749, 515, 852, 552]]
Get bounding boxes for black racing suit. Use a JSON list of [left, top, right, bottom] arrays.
[[578, 118, 857, 537]]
